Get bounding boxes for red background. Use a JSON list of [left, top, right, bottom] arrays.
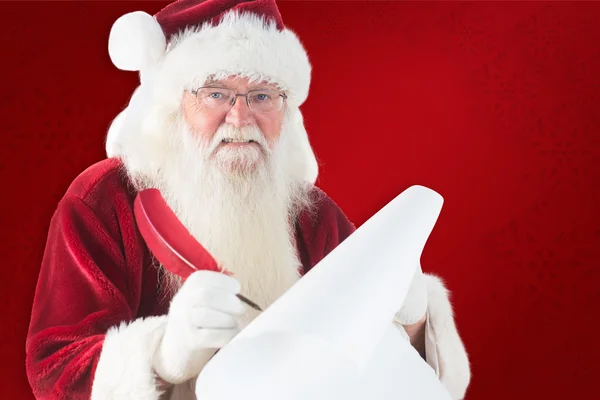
[[1, 1, 599, 399]]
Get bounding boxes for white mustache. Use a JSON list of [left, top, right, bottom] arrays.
[[208, 124, 269, 152]]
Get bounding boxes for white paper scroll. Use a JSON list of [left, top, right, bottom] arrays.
[[195, 185, 451, 400]]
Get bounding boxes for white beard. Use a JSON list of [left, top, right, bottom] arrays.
[[123, 113, 314, 327]]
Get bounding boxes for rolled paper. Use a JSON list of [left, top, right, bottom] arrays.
[[196, 185, 449, 400], [236, 185, 443, 366]]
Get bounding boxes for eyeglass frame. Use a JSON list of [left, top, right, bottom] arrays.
[[189, 86, 288, 114]]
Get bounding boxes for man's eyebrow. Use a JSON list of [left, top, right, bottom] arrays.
[[249, 82, 282, 91]]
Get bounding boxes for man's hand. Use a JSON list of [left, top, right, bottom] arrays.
[[153, 270, 247, 385]]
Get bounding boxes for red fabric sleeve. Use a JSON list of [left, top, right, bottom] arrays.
[[25, 195, 143, 400]]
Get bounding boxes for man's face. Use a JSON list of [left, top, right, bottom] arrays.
[[181, 76, 286, 173], [151, 77, 304, 306]]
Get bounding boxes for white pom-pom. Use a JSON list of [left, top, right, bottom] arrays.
[[108, 11, 166, 72]]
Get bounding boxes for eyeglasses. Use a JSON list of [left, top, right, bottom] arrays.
[[190, 86, 288, 114]]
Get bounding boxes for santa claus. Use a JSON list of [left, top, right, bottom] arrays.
[[25, 0, 471, 399]]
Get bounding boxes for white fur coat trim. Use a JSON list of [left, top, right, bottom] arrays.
[[91, 316, 169, 400], [91, 315, 207, 399], [423, 273, 471, 400]]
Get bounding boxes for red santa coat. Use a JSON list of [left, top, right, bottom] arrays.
[[25, 157, 356, 399], [26, 158, 470, 400]]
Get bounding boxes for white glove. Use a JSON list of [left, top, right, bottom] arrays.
[[153, 270, 247, 384], [394, 262, 428, 325]]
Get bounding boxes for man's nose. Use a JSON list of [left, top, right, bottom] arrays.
[[225, 96, 256, 128]]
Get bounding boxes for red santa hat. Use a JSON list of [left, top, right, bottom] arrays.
[[105, 0, 318, 183]]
